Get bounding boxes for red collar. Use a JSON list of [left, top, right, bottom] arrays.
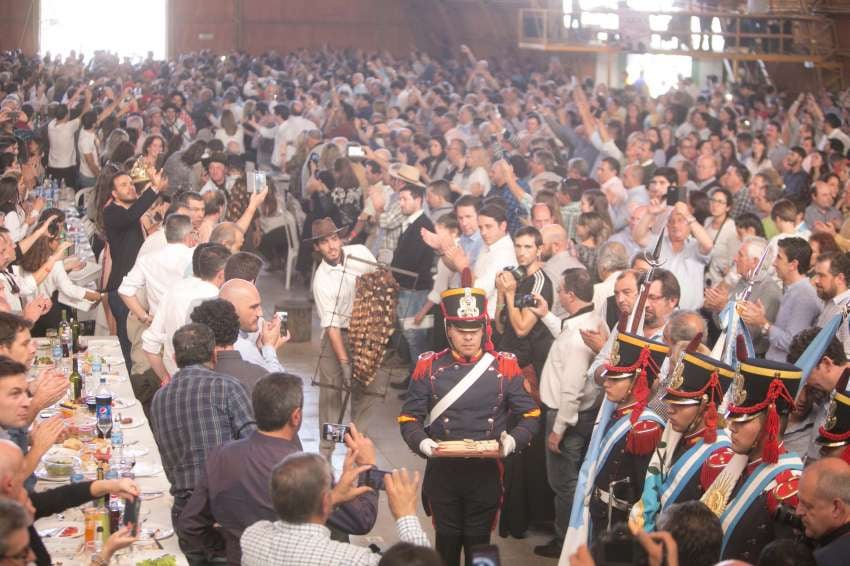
[[684, 428, 706, 446], [614, 402, 639, 419], [746, 444, 786, 474]]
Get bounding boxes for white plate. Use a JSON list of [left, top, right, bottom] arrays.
[[135, 523, 174, 542], [103, 356, 126, 366], [114, 397, 136, 409], [128, 461, 163, 477], [122, 444, 149, 458], [37, 522, 84, 539], [121, 416, 147, 429]]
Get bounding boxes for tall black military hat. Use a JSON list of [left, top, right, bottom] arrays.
[[663, 351, 735, 405]]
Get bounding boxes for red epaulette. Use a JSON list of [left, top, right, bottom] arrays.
[[625, 420, 662, 456], [700, 446, 735, 491], [496, 351, 521, 380], [766, 469, 800, 516], [411, 350, 447, 380]]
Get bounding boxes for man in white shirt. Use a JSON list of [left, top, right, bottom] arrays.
[[635, 202, 714, 310], [531, 268, 603, 558], [119, 214, 197, 324], [47, 87, 91, 188], [449, 204, 516, 318], [218, 278, 287, 374], [143, 243, 231, 382], [271, 101, 317, 170], [77, 112, 100, 188], [310, 218, 378, 456]]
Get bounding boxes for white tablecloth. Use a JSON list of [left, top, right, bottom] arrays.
[[33, 336, 186, 565]]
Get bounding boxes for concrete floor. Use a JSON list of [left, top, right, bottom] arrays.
[[256, 266, 559, 564]]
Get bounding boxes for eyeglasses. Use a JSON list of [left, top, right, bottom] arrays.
[[709, 198, 728, 205]]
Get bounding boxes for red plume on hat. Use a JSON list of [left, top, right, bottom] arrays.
[[461, 267, 473, 288]]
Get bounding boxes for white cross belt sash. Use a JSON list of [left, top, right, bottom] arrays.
[[426, 353, 494, 427]]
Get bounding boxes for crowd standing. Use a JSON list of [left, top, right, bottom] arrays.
[[0, 39, 848, 566]]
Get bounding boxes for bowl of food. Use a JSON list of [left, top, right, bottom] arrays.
[[66, 416, 97, 442], [33, 355, 54, 369], [42, 454, 79, 478]]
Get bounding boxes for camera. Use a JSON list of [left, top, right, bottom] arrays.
[[346, 144, 365, 159], [276, 311, 288, 335], [358, 468, 389, 491], [514, 294, 537, 308], [502, 266, 526, 281], [321, 422, 349, 443], [666, 185, 683, 206]]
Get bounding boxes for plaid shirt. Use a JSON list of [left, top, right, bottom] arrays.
[[240, 516, 430, 566], [150, 364, 256, 498], [378, 194, 404, 260], [492, 182, 530, 236], [561, 202, 582, 241], [717, 186, 757, 220]]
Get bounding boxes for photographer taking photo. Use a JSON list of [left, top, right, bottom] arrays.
[[494, 226, 554, 378]]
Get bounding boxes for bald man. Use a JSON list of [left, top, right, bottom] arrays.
[[219, 279, 287, 373], [797, 458, 850, 563], [210, 222, 245, 253], [540, 224, 583, 318], [0, 440, 140, 565]]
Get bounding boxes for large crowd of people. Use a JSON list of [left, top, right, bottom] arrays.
[[0, 38, 849, 566]]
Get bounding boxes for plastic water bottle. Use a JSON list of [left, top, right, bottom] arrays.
[[51, 343, 62, 367], [70, 461, 85, 484], [110, 417, 123, 468]]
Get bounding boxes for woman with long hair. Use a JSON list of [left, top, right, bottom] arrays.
[[703, 188, 739, 286], [745, 134, 775, 177], [101, 128, 130, 166], [215, 109, 245, 155], [140, 134, 166, 170], [575, 211, 612, 282], [164, 139, 206, 194], [19, 208, 102, 335], [330, 157, 364, 231], [719, 139, 739, 173], [256, 179, 290, 271], [0, 175, 33, 243], [580, 189, 614, 228], [419, 136, 450, 183]]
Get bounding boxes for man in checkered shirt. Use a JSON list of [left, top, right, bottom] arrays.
[[240, 453, 430, 565]]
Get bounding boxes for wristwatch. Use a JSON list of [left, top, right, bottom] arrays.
[[761, 321, 771, 335]]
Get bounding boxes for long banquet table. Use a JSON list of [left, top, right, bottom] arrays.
[[32, 336, 187, 565]]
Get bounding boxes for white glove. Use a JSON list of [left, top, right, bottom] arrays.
[[419, 438, 439, 457], [500, 431, 516, 457]]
